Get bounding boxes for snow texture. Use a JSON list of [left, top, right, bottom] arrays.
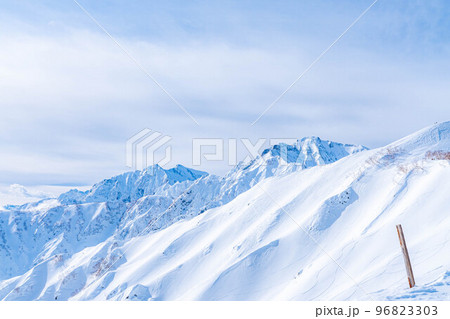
[[0, 122, 449, 301]]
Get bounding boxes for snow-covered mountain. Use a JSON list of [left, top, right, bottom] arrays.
[[0, 137, 363, 282], [218, 137, 367, 204], [0, 123, 449, 301]]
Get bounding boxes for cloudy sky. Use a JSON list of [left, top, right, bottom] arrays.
[[1, 0, 449, 186]]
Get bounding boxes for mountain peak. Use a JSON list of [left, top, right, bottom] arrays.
[[260, 137, 368, 167], [58, 164, 208, 205], [165, 164, 208, 183], [218, 137, 368, 206]]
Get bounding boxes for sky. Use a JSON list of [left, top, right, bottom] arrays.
[[0, 0, 449, 186]]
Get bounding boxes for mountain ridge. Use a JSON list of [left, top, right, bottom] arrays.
[[0, 122, 448, 300]]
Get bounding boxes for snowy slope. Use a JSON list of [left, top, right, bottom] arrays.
[[0, 123, 449, 301]]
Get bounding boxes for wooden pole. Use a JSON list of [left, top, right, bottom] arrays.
[[396, 224, 415, 288]]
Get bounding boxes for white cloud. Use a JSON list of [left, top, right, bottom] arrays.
[[0, 20, 449, 185]]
